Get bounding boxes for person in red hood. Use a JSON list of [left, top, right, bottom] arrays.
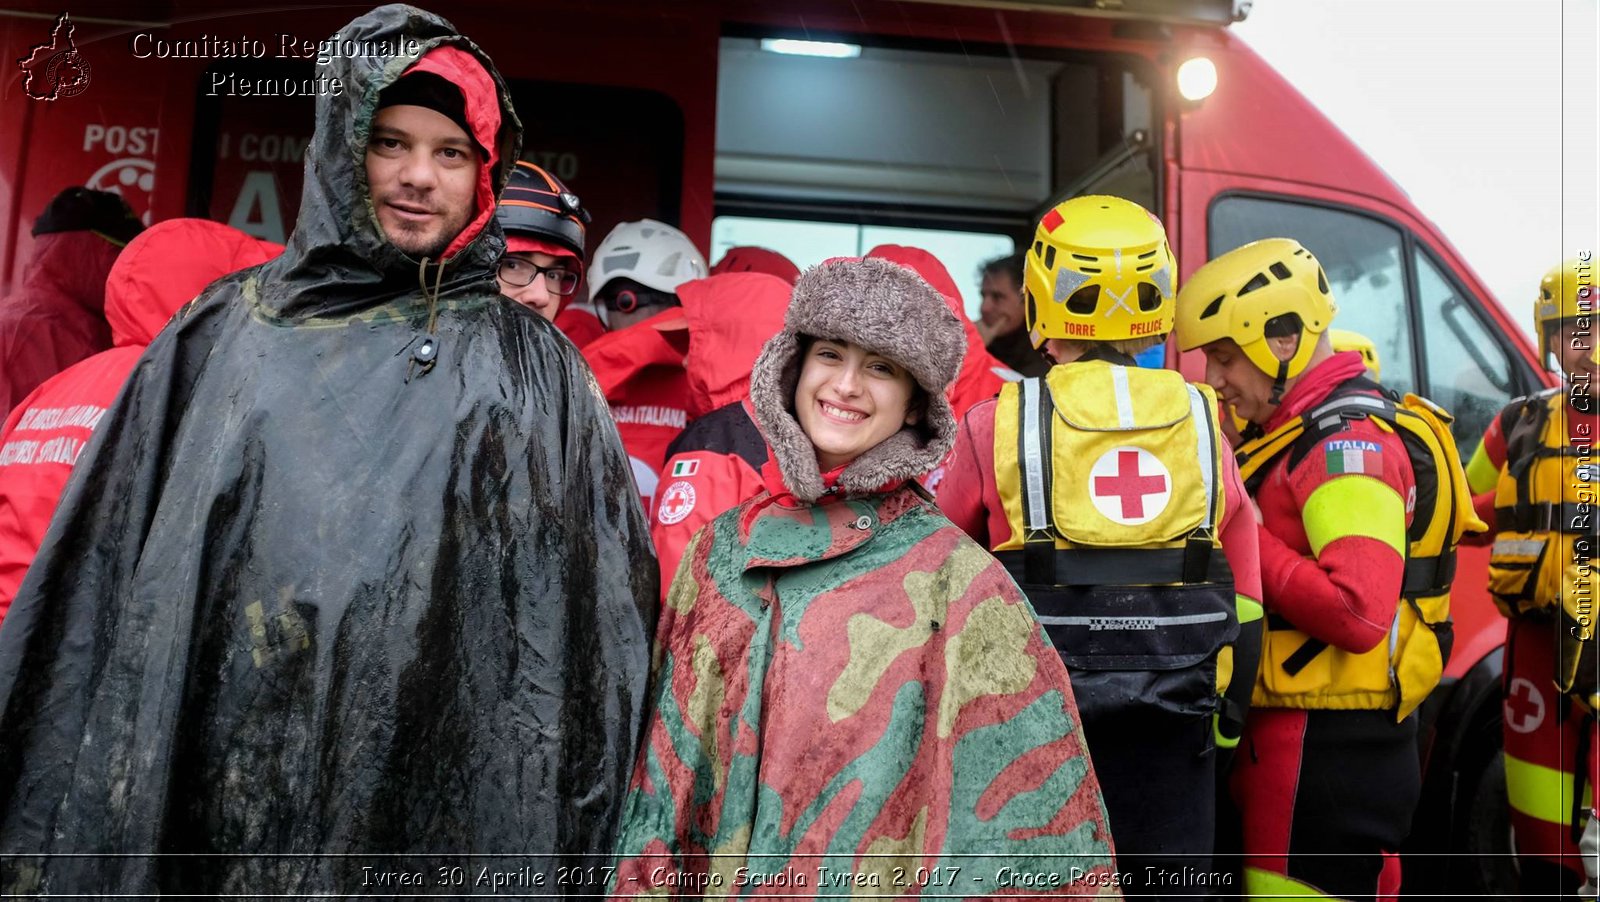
[[0, 187, 144, 419], [647, 272, 790, 591], [492, 160, 604, 346], [709, 245, 800, 284], [582, 219, 709, 510], [0, 218, 281, 622]]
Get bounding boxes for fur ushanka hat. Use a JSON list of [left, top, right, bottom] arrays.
[[749, 256, 966, 502]]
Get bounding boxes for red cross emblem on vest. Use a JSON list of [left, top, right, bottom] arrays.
[[1504, 676, 1546, 734], [1089, 446, 1172, 525]]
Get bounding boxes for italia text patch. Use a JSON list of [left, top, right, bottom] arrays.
[[1325, 438, 1381, 475]]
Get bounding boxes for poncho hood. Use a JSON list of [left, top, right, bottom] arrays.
[[271, 3, 519, 319]]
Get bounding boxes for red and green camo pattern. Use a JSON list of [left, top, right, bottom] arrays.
[[609, 486, 1123, 899]]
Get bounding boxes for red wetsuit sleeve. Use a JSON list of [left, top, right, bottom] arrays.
[[936, 400, 996, 547], [1256, 420, 1414, 654]]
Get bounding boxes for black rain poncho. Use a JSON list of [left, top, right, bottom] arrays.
[[0, 5, 656, 895]]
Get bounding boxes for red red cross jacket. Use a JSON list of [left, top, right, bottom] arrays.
[[0, 219, 281, 621], [586, 272, 792, 519]]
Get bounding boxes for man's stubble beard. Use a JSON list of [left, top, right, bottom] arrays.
[[387, 206, 473, 261]]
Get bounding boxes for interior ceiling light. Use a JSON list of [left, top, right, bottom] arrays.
[[1177, 57, 1219, 102], [760, 39, 861, 59]]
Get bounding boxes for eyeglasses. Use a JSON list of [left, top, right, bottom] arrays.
[[497, 257, 580, 296]]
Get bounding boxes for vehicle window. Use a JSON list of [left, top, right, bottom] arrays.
[[1210, 196, 1417, 397], [1414, 248, 1517, 451], [713, 38, 1153, 305], [711, 215, 1013, 320]]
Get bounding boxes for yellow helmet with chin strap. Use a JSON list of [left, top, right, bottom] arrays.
[[1022, 195, 1176, 348], [1534, 257, 1596, 367], [1174, 237, 1337, 400]]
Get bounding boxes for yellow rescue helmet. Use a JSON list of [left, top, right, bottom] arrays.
[[1329, 329, 1381, 380], [1534, 257, 1596, 366], [1174, 237, 1337, 381], [1022, 195, 1176, 348]]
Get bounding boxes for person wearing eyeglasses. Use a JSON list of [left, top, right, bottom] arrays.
[[494, 161, 603, 345]]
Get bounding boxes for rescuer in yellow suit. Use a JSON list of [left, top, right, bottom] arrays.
[[939, 195, 1264, 900], [1467, 256, 1599, 900], [1176, 237, 1481, 899]]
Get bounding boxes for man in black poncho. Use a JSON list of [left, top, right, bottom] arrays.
[[0, 5, 657, 895]]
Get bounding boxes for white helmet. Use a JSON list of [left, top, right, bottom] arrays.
[[589, 219, 708, 297]]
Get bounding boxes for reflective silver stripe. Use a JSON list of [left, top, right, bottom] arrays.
[[1187, 383, 1218, 530], [1311, 394, 1389, 434], [1036, 612, 1231, 627], [1310, 394, 1387, 421], [1493, 538, 1547, 557], [1111, 365, 1135, 429], [1021, 378, 1050, 531]]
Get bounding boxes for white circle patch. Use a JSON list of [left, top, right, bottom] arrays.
[[657, 480, 698, 525], [1088, 446, 1172, 525]]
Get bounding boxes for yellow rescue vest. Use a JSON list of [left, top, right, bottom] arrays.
[[992, 361, 1240, 731], [994, 362, 1225, 558], [1236, 378, 1483, 720], [1487, 388, 1598, 702]]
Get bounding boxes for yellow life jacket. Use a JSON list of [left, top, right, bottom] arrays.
[[1236, 377, 1483, 720], [1487, 388, 1598, 701], [992, 361, 1239, 731]]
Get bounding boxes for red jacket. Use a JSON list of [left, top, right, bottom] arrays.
[[865, 244, 1006, 421], [0, 219, 280, 620], [553, 305, 605, 348], [0, 232, 125, 420], [1251, 352, 1416, 653], [587, 273, 792, 520], [645, 274, 791, 589]]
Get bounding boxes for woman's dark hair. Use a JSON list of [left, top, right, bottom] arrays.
[[907, 385, 931, 435]]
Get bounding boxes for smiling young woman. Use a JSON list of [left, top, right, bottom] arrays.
[[608, 256, 1121, 897]]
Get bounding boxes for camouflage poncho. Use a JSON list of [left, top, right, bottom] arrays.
[[609, 482, 1121, 899]]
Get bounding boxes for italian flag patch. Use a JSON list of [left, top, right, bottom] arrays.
[[671, 458, 699, 477], [1324, 438, 1382, 475]]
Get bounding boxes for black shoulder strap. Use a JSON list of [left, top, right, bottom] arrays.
[[1504, 389, 1560, 475], [1283, 375, 1397, 474]]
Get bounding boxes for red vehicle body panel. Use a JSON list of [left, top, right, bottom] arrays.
[[0, 0, 1539, 729]]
